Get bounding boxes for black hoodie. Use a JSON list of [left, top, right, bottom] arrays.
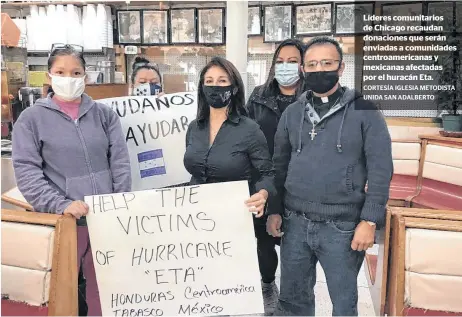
[[269, 87, 393, 228]]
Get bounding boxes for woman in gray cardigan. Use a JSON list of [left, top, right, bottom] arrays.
[[12, 44, 131, 316]]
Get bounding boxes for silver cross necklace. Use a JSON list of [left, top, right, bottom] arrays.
[[309, 95, 342, 141]]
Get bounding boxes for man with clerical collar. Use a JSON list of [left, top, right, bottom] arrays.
[[267, 36, 393, 316]]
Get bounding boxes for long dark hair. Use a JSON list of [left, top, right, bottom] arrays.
[[47, 45, 86, 95], [197, 57, 247, 123], [131, 56, 162, 85], [260, 38, 305, 97]]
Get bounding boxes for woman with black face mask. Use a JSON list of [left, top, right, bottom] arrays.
[[245, 38, 305, 315], [183, 57, 276, 283]]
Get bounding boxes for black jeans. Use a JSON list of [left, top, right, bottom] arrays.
[[254, 217, 279, 284]]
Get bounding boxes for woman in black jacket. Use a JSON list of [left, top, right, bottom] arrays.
[[246, 38, 305, 315]]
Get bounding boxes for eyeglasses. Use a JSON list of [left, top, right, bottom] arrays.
[[304, 59, 340, 70], [49, 43, 84, 56]]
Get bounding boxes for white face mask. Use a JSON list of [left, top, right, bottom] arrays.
[[49, 74, 86, 101]]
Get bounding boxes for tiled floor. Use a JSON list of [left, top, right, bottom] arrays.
[[271, 246, 376, 316]]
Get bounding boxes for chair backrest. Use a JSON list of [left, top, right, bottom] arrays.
[[387, 126, 441, 141], [422, 142, 462, 187], [1, 209, 78, 316], [391, 141, 421, 177], [387, 207, 462, 316], [387, 125, 440, 181], [405, 227, 462, 313]]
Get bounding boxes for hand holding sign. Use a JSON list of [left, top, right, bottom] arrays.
[[245, 189, 268, 218], [63, 200, 89, 219]]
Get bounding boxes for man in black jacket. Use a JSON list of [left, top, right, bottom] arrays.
[[267, 36, 393, 316]]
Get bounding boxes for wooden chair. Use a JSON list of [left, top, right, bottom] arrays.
[[1, 209, 78, 316], [1, 187, 33, 211], [408, 136, 462, 210], [365, 207, 462, 316]]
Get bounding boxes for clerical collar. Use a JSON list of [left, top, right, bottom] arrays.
[[311, 87, 343, 106]]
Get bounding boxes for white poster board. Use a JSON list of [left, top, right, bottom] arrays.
[[98, 93, 197, 191], [85, 181, 264, 316]]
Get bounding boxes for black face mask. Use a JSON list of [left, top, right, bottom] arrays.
[[304, 70, 339, 94], [203, 85, 234, 109]]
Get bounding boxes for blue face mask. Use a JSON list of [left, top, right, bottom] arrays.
[[274, 62, 300, 87], [133, 83, 162, 96]]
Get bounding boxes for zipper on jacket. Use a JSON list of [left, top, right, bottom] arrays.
[[74, 119, 98, 195]]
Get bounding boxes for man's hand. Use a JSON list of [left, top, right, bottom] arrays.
[[266, 214, 283, 237], [351, 221, 376, 251]]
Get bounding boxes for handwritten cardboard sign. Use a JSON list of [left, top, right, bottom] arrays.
[[98, 93, 197, 191], [85, 181, 264, 316]]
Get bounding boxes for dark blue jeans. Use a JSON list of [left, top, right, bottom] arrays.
[[275, 209, 365, 316]]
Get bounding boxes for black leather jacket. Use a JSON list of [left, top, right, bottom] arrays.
[[246, 85, 283, 157]]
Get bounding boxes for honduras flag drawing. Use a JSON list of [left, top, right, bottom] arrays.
[[137, 149, 167, 178]]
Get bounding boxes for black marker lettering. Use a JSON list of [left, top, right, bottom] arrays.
[[132, 247, 142, 266], [117, 216, 131, 235], [170, 118, 180, 135], [196, 212, 216, 231], [167, 244, 178, 260], [91, 196, 102, 214], [189, 186, 199, 204], [155, 269, 167, 284], [142, 97, 156, 113], [177, 214, 197, 231], [148, 122, 160, 140], [185, 243, 193, 258], [150, 214, 166, 232], [122, 193, 136, 206], [95, 250, 107, 265], [170, 95, 184, 106], [157, 189, 171, 207], [101, 195, 114, 212], [114, 100, 127, 117], [157, 244, 166, 261], [126, 127, 138, 146], [184, 93, 195, 105], [141, 216, 154, 234], [156, 96, 170, 110], [128, 98, 140, 114], [223, 241, 232, 256], [180, 115, 189, 131], [174, 187, 186, 207], [137, 123, 147, 144], [135, 216, 140, 235], [160, 120, 170, 137]]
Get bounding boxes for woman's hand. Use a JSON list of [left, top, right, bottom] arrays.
[[245, 189, 268, 218], [157, 92, 165, 97], [63, 201, 89, 219]]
